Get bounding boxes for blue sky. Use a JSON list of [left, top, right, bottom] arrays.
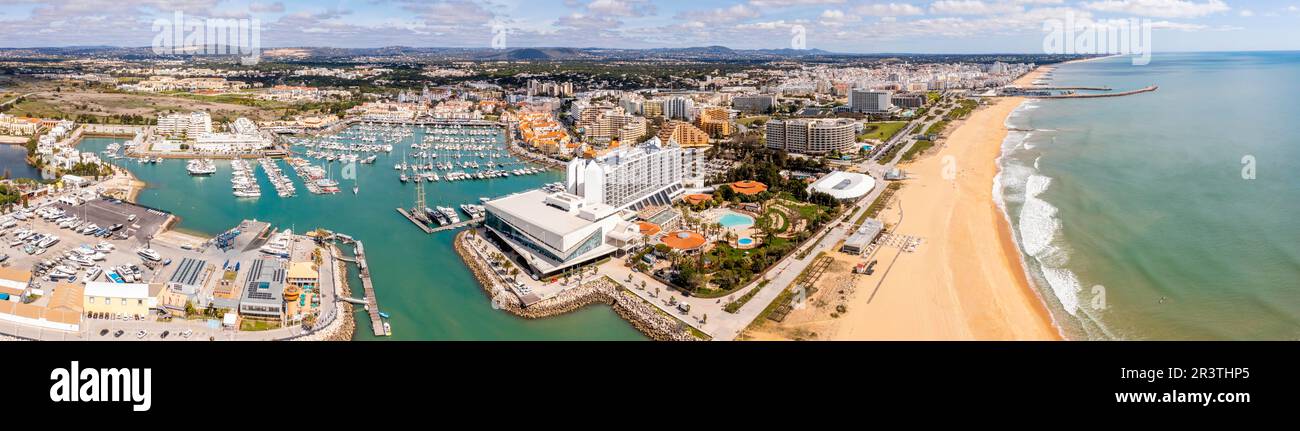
[[0, 0, 1298, 53]]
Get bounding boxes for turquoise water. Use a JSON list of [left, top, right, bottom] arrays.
[[718, 212, 754, 228], [0, 144, 41, 179], [75, 132, 647, 341], [998, 52, 1300, 340], [737, 238, 754, 246]]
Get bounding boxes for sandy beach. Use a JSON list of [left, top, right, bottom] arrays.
[[819, 67, 1060, 340]]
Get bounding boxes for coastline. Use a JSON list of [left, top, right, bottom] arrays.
[[826, 67, 1061, 340], [453, 230, 699, 341]]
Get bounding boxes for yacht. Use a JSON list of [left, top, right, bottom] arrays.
[[85, 266, 103, 283], [259, 229, 292, 256], [186, 159, 217, 176], [136, 248, 162, 262], [437, 206, 461, 224]]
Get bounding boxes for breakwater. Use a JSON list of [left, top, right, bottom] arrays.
[[1037, 85, 1158, 99], [454, 230, 698, 341]]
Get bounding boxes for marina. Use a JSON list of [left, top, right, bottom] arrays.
[[69, 131, 643, 341]]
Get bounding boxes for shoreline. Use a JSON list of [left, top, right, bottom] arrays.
[[826, 66, 1061, 340]]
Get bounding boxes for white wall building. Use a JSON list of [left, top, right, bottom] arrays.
[[157, 112, 213, 138], [765, 118, 857, 155], [850, 89, 894, 113], [565, 136, 684, 211]]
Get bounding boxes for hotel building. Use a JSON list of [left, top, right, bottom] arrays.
[[732, 94, 776, 114], [157, 111, 213, 138], [765, 118, 857, 155], [657, 120, 710, 147], [694, 107, 733, 138], [849, 89, 894, 113], [484, 138, 684, 276], [663, 96, 694, 121]]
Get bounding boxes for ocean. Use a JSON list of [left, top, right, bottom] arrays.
[[68, 131, 647, 341], [998, 52, 1300, 340]]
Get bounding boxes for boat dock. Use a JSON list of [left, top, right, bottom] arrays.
[[396, 208, 435, 234], [353, 241, 387, 336], [430, 217, 484, 233]]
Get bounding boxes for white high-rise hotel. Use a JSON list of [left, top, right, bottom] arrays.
[[484, 137, 685, 276], [157, 111, 213, 138], [566, 137, 684, 210]]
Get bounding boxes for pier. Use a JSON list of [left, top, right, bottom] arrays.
[[1021, 86, 1112, 91], [1037, 85, 1158, 99], [396, 208, 435, 234], [353, 241, 387, 336], [430, 217, 484, 233]]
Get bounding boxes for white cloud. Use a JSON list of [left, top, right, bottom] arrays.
[[929, 0, 1023, 16], [585, 0, 655, 17], [1081, 0, 1231, 18], [749, 0, 846, 8], [1238, 9, 1253, 17], [853, 3, 926, 16]]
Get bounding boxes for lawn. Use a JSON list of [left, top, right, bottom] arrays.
[[240, 319, 281, 332], [857, 121, 908, 142], [737, 116, 770, 127]]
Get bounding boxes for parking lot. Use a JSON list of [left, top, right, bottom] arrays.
[[50, 197, 171, 246], [3, 217, 162, 287]]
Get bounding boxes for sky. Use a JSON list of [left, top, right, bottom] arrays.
[[0, 0, 1298, 53]]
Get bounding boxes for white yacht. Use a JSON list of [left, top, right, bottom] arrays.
[[136, 248, 162, 262]]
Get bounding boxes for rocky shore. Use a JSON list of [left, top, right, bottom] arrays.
[[455, 230, 698, 341]]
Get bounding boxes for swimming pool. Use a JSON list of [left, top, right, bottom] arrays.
[[718, 212, 755, 228], [737, 237, 754, 246]]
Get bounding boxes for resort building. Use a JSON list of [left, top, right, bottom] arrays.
[[157, 111, 213, 138], [693, 107, 734, 138], [578, 106, 646, 143], [765, 118, 857, 155], [732, 95, 776, 114], [484, 189, 642, 276], [807, 171, 876, 201], [516, 112, 573, 155], [642, 99, 664, 118], [663, 96, 695, 121], [891, 93, 927, 109], [83, 282, 156, 318], [657, 120, 710, 147], [0, 113, 43, 136], [565, 136, 685, 211], [192, 117, 271, 152], [850, 89, 894, 113]]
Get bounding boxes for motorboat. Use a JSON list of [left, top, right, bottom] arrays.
[[136, 248, 162, 262]]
